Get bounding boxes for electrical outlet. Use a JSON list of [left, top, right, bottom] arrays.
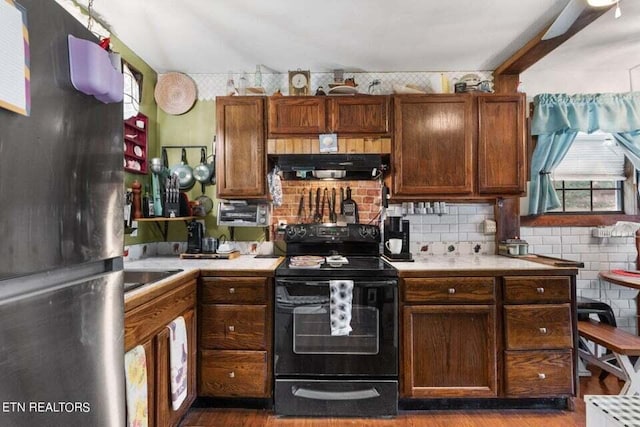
[[483, 219, 497, 234]]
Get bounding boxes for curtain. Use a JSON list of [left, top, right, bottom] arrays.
[[528, 93, 640, 215]]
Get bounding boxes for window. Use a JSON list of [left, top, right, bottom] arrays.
[[123, 61, 142, 120], [549, 132, 627, 213]]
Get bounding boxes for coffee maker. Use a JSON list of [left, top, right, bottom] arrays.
[[383, 217, 412, 260], [186, 220, 204, 254]]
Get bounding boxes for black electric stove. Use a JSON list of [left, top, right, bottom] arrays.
[[274, 223, 398, 417]]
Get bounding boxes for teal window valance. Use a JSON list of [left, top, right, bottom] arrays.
[[529, 92, 640, 215]]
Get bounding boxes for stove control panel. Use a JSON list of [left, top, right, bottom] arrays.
[[284, 224, 380, 243]]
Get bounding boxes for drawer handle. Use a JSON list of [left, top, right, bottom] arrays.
[[229, 371, 235, 378], [448, 288, 456, 294], [228, 325, 235, 332], [538, 373, 546, 380], [539, 327, 547, 334], [229, 287, 235, 294], [536, 287, 545, 294]]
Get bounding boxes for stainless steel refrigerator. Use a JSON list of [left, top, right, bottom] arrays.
[[0, 1, 125, 426]]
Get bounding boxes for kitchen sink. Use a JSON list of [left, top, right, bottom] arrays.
[[123, 269, 184, 293]]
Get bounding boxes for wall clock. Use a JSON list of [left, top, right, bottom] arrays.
[[288, 70, 310, 96]]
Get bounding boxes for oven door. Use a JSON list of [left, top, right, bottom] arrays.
[[274, 277, 397, 378]]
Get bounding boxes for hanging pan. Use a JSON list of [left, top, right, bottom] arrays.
[[171, 148, 195, 190]]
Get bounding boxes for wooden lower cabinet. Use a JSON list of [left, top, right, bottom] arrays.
[[401, 273, 576, 403], [125, 278, 198, 427], [402, 304, 497, 397], [504, 350, 573, 397], [199, 350, 269, 397], [198, 275, 273, 398]]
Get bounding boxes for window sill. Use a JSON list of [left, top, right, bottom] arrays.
[[520, 214, 640, 227]]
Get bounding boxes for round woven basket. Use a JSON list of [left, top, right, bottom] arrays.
[[154, 72, 197, 115]]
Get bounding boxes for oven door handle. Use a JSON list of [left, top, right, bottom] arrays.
[[292, 386, 380, 401], [276, 279, 397, 287]]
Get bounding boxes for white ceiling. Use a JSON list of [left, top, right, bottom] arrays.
[[81, 0, 639, 94]]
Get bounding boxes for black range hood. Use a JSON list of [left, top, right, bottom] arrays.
[[272, 154, 386, 180]]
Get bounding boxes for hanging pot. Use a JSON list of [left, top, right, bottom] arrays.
[[171, 148, 195, 190], [193, 148, 212, 183], [195, 182, 214, 215]]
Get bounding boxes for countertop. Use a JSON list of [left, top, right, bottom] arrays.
[[386, 255, 579, 276], [124, 255, 283, 272]]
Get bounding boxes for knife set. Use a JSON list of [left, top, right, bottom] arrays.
[[163, 174, 188, 217], [296, 186, 359, 224]]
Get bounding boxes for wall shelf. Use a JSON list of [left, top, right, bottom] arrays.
[[136, 216, 198, 241]]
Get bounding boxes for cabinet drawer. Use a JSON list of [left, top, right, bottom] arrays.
[[403, 277, 495, 304], [504, 304, 572, 350], [200, 277, 268, 304], [504, 350, 573, 397], [199, 350, 270, 397], [200, 304, 267, 350], [503, 276, 571, 304]]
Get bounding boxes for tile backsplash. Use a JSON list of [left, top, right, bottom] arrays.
[[388, 203, 497, 257], [520, 227, 639, 334]]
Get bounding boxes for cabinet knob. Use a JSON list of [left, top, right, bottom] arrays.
[[228, 325, 235, 332], [229, 371, 235, 378], [538, 373, 546, 380], [229, 287, 235, 294], [539, 327, 547, 334], [536, 287, 545, 294], [448, 288, 456, 294]]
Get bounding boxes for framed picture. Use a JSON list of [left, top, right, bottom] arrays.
[[319, 133, 337, 153]]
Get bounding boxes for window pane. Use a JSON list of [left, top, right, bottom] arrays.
[[593, 190, 622, 211], [552, 180, 563, 190], [593, 181, 619, 189], [564, 190, 591, 211], [564, 181, 591, 189]]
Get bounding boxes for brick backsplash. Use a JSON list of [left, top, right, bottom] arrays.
[[521, 226, 639, 334], [271, 180, 382, 227]]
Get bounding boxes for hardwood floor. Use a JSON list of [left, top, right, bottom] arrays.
[[180, 368, 622, 427]]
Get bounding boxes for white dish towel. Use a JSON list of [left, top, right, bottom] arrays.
[[329, 280, 354, 336], [167, 316, 188, 411]]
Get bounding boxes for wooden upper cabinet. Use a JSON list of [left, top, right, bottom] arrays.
[[328, 95, 390, 135], [477, 94, 526, 194], [393, 95, 474, 196], [268, 97, 327, 135], [216, 96, 267, 199]]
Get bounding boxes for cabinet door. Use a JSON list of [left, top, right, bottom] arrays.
[[393, 95, 473, 196], [477, 94, 526, 194], [402, 304, 497, 397], [216, 97, 266, 198], [329, 96, 390, 135], [156, 308, 197, 427], [268, 97, 327, 135]]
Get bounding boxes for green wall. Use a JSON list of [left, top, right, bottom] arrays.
[[110, 36, 159, 246], [157, 101, 265, 242]]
